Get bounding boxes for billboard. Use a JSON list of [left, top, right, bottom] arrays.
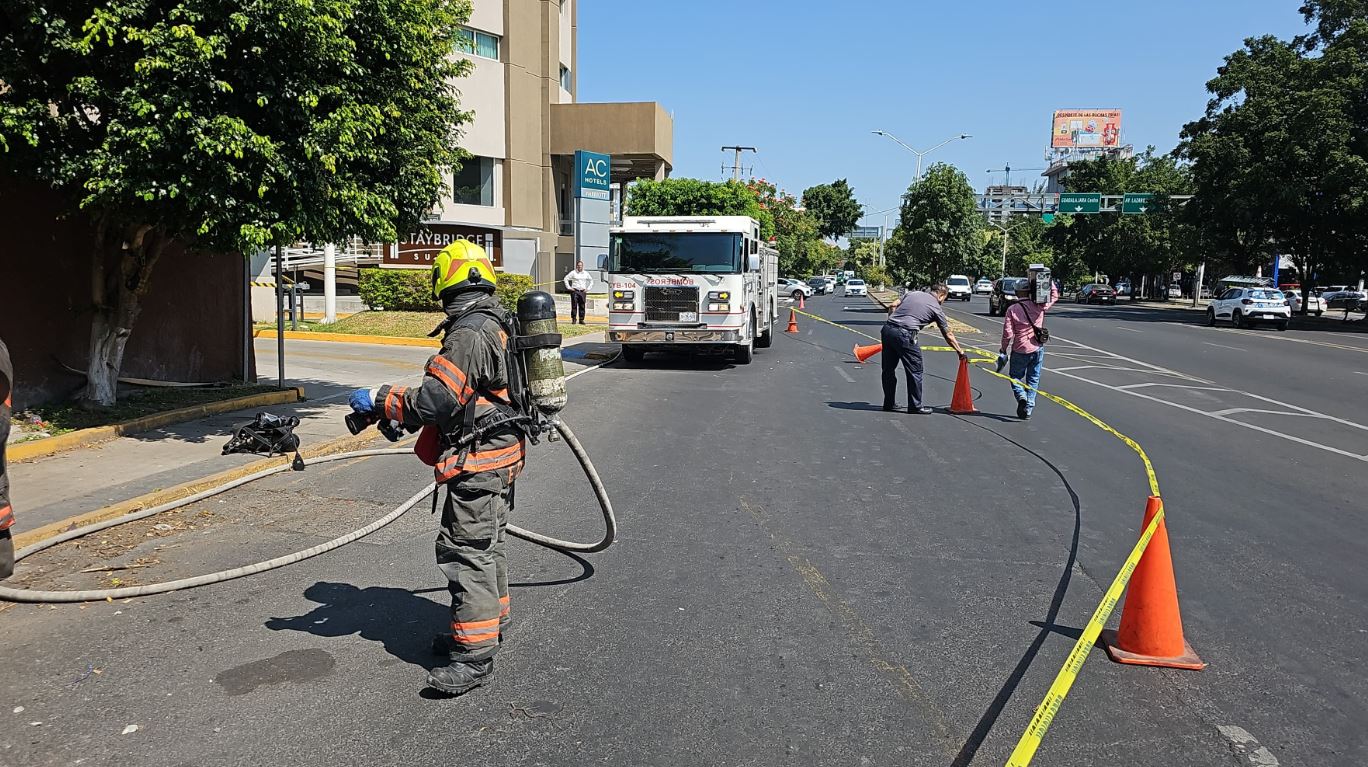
[[1051, 109, 1122, 149], [384, 224, 503, 269]]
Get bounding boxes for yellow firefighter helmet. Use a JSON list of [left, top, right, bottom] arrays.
[[431, 239, 498, 298]]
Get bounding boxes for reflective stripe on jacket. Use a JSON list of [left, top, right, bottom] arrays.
[[375, 296, 524, 484]]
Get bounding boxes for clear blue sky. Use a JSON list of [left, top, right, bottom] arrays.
[[577, 0, 1307, 227]]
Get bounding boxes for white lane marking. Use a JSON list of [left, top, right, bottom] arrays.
[[1115, 326, 1142, 333], [1204, 342, 1244, 351], [1181, 323, 1368, 355], [1216, 725, 1281, 766], [834, 366, 856, 383], [946, 306, 1212, 384], [1356, 371, 1367, 376], [1051, 369, 1368, 462], [1116, 383, 1228, 392], [1209, 407, 1330, 420]]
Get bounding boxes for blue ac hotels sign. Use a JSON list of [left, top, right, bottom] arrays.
[[574, 150, 611, 201]]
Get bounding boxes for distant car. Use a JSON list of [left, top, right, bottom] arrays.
[[1114, 281, 1131, 297], [988, 277, 1029, 316], [777, 278, 812, 300], [1199, 285, 1213, 299], [1167, 284, 1183, 299], [845, 278, 867, 297], [946, 275, 973, 301], [821, 275, 837, 292], [1206, 287, 1290, 329], [1286, 291, 1325, 316], [975, 278, 993, 294], [1077, 284, 1116, 305], [1323, 288, 1367, 310], [806, 276, 830, 295]]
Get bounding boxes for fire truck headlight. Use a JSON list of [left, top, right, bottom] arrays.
[[706, 291, 730, 312]]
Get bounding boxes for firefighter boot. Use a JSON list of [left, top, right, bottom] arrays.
[[426, 658, 494, 696]]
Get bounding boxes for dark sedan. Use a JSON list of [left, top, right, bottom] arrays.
[[1077, 284, 1117, 305]]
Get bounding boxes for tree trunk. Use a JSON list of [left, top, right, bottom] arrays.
[[83, 224, 167, 407]]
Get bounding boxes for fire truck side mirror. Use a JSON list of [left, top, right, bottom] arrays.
[[596, 254, 608, 270]]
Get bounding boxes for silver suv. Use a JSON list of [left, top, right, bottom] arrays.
[[1207, 287, 1290, 330]]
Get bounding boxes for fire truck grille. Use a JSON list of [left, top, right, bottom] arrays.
[[644, 286, 699, 322]]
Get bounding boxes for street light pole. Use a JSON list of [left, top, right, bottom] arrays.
[[871, 131, 972, 181]]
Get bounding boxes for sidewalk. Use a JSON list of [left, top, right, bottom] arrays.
[[7, 332, 618, 539]]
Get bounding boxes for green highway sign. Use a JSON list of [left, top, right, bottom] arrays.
[[1122, 193, 1155, 214], [1041, 213, 1056, 224], [1058, 192, 1101, 214]]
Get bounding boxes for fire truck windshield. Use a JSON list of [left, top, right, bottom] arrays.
[[609, 232, 743, 274]]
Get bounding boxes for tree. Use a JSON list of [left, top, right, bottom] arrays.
[[801, 179, 862, 240], [1179, 5, 1368, 305], [625, 178, 774, 239], [885, 163, 983, 286], [0, 0, 472, 405], [745, 179, 837, 276]]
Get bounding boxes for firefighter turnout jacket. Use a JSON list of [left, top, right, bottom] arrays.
[[375, 294, 525, 483]]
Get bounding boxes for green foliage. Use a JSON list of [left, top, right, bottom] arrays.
[[885, 163, 984, 286], [0, 0, 473, 254], [0, 0, 474, 403], [1179, 7, 1368, 288], [625, 178, 775, 240], [862, 264, 892, 289], [495, 273, 535, 314], [801, 179, 862, 240], [747, 179, 840, 277], [358, 269, 436, 311]]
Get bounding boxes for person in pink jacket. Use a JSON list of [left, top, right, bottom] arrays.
[[999, 279, 1058, 419]]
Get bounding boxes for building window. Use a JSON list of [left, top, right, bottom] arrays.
[[456, 28, 500, 60], [453, 156, 495, 206], [560, 65, 572, 91]]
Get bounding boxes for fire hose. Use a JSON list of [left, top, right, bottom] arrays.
[[0, 418, 615, 604]]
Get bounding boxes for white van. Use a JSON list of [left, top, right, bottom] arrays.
[[946, 275, 973, 301]]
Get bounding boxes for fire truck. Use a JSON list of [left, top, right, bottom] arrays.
[[604, 216, 779, 364]]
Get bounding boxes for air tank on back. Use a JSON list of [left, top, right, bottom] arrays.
[[516, 291, 568, 414]]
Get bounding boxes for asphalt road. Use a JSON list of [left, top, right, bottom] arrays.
[[2, 295, 1365, 766]]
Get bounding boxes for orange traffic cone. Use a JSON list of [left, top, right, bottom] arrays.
[[853, 342, 882, 363], [948, 357, 978, 414], [799, 293, 806, 310], [785, 308, 799, 333], [1101, 497, 1206, 670]]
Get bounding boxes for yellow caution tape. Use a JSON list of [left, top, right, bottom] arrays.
[[1005, 501, 1165, 766], [788, 308, 1167, 765]]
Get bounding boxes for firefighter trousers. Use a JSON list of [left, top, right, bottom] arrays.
[[435, 470, 512, 662]]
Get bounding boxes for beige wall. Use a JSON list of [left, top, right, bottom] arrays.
[[549, 102, 674, 168]]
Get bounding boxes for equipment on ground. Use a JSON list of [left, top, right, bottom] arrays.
[[221, 412, 301, 457], [604, 216, 779, 365], [853, 342, 882, 363], [948, 358, 979, 414]]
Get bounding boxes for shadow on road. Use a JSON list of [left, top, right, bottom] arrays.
[[266, 581, 448, 671], [946, 422, 1083, 767]]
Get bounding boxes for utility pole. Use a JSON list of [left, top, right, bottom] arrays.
[[720, 146, 756, 182]]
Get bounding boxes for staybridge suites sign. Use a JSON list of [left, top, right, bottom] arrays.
[[384, 224, 503, 269]]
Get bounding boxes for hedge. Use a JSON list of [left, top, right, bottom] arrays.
[[359, 269, 535, 314]]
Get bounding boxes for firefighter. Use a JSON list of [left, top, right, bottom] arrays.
[[349, 240, 523, 696], [1, 337, 15, 580]]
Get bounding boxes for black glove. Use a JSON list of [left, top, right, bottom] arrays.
[[0, 530, 14, 581]]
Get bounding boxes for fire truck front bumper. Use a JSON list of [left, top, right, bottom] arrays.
[[609, 328, 741, 345]]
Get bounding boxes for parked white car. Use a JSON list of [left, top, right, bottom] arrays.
[[777, 278, 812, 300], [1286, 291, 1325, 316], [844, 279, 867, 297], [1207, 287, 1291, 330], [946, 274, 973, 301]]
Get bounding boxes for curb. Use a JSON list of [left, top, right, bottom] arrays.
[[253, 328, 441, 348], [11, 428, 386, 551], [9, 387, 305, 463]]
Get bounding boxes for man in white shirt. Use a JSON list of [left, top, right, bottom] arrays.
[[563, 260, 593, 324]]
